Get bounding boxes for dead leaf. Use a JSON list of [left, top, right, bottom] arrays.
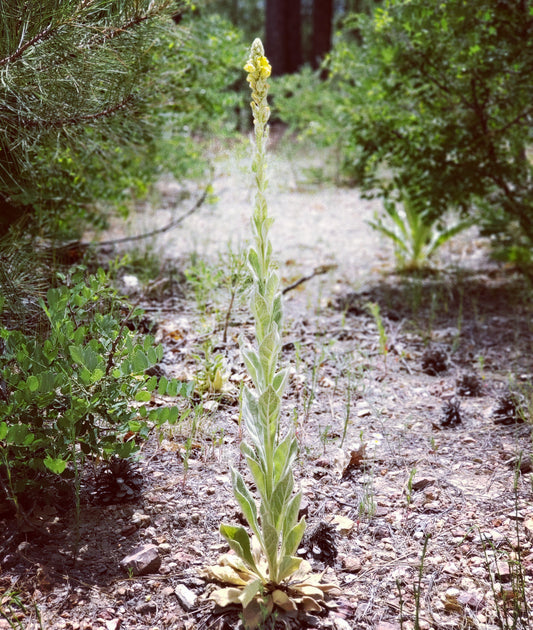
[[299, 595, 323, 612], [209, 587, 243, 607], [272, 589, 298, 612], [202, 564, 250, 586], [243, 596, 273, 630], [332, 515, 355, 535]]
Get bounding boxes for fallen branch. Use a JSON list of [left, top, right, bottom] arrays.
[[282, 263, 338, 295], [94, 178, 212, 248]]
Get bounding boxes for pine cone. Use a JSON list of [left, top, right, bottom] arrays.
[[492, 392, 526, 425], [302, 521, 338, 565], [421, 347, 448, 375], [456, 372, 483, 397], [92, 456, 143, 504], [441, 397, 462, 427]]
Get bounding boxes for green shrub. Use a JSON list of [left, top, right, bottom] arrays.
[[276, 2, 533, 255], [0, 267, 192, 509]]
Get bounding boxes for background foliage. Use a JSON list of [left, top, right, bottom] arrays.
[[274, 0, 533, 265], [0, 266, 191, 508]]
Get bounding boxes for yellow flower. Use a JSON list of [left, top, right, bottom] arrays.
[[244, 39, 272, 81], [258, 56, 271, 78]]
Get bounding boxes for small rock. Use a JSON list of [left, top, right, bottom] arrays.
[[491, 560, 512, 582], [331, 515, 355, 535], [161, 586, 174, 597], [17, 541, 31, 554], [376, 623, 401, 630], [135, 600, 157, 615], [412, 477, 435, 491], [332, 616, 352, 630], [342, 555, 362, 573], [131, 512, 151, 528], [457, 591, 484, 609], [298, 496, 310, 519], [158, 543, 172, 555], [120, 544, 161, 576], [174, 583, 197, 611], [120, 524, 137, 537], [2, 554, 17, 569], [175, 512, 189, 526]]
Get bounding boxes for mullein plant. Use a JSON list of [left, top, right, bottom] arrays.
[[203, 39, 338, 629]]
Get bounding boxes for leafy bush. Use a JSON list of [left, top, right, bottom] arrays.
[[0, 267, 192, 510], [276, 1, 533, 257]]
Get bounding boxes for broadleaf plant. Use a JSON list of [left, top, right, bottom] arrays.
[[204, 39, 339, 629]]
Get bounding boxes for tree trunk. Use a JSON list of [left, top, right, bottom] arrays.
[[312, 0, 333, 69], [286, 0, 302, 73], [266, 0, 301, 76]]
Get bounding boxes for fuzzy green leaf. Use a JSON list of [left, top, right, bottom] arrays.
[[219, 523, 260, 575], [241, 443, 267, 498], [231, 468, 260, 537], [277, 555, 303, 583], [282, 517, 306, 558], [242, 347, 262, 388], [245, 456, 268, 500], [282, 492, 302, 538], [272, 368, 288, 396], [248, 247, 261, 278], [260, 503, 280, 576], [258, 328, 281, 385], [239, 578, 264, 609], [270, 472, 294, 529], [273, 433, 298, 485], [258, 386, 280, 446]]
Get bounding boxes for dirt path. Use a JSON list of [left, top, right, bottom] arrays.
[[108, 136, 387, 286], [2, 138, 533, 630]]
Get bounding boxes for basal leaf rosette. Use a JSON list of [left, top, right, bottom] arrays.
[[203, 549, 340, 629]]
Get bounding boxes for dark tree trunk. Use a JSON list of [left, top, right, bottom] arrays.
[[286, 0, 302, 73], [266, 0, 301, 76], [312, 0, 333, 69]]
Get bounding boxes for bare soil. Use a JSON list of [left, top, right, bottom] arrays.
[[1, 135, 533, 630]]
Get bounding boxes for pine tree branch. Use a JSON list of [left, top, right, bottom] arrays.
[[0, 24, 56, 67], [21, 95, 135, 129]]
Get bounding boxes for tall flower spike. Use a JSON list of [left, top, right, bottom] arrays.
[[205, 39, 338, 630]]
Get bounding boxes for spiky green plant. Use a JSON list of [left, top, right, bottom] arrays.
[[368, 190, 474, 271], [204, 39, 337, 629]]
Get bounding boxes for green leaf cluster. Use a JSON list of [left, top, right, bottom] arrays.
[[368, 189, 474, 270], [0, 266, 192, 503]]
